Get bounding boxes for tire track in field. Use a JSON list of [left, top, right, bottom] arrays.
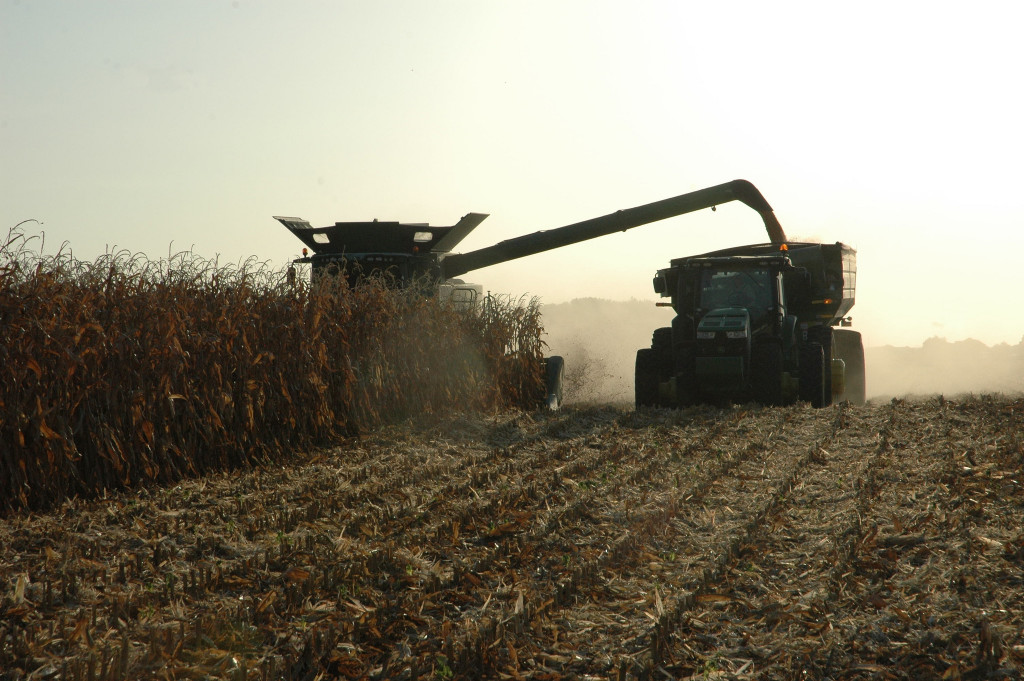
[[639, 396, 1023, 680], [244, 409, 651, 672], [410, 406, 760, 673], [806, 396, 1024, 678], [433, 406, 774, 675], [442, 405, 833, 678], [644, 399, 898, 678], [229, 409, 618, 556], [451, 401, 839, 678], [630, 402, 846, 676]]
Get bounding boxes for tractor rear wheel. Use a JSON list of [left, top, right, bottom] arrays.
[[652, 326, 673, 350]]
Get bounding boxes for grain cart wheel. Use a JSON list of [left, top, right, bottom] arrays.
[[807, 326, 833, 406], [543, 355, 565, 410], [799, 342, 827, 408], [635, 348, 660, 408], [751, 342, 784, 407], [833, 329, 866, 405]]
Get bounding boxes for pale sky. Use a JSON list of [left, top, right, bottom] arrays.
[[3, 1, 1023, 347]]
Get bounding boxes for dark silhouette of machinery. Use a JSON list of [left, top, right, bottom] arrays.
[[275, 179, 862, 409], [639, 240, 863, 409]]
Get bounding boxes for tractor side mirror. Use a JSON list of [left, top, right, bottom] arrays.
[[653, 272, 667, 295]]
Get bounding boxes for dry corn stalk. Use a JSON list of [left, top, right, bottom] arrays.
[[0, 228, 544, 513]]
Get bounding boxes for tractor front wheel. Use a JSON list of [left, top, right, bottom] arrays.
[[751, 342, 784, 407], [799, 342, 827, 408]]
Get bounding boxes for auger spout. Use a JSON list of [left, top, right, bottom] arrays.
[[442, 179, 786, 280]]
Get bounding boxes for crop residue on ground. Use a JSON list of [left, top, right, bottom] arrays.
[[2, 396, 1023, 679]]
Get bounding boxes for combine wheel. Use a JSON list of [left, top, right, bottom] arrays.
[[799, 342, 827, 408], [634, 348, 660, 408], [543, 355, 565, 410], [751, 342, 784, 406], [834, 329, 866, 405]]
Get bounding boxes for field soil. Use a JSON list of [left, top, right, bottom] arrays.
[[3, 395, 1024, 680]]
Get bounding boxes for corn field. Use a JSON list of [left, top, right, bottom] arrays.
[[0, 228, 545, 514]]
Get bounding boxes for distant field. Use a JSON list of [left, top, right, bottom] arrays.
[[3, 396, 1022, 679]]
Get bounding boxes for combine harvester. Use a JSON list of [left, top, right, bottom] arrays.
[[275, 179, 863, 409]]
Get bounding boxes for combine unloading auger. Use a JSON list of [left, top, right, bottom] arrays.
[[275, 179, 786, 286], [440, 180, 787, 279]]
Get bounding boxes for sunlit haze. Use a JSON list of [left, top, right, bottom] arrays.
[[3, 1, 1023, 348]]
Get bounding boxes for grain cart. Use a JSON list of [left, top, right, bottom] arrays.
[[637, 241, 865, 408]]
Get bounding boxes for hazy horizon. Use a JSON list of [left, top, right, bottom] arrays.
[[541, 297, 1024, 350], [4, 2, 1023, 348], [539, 298, 1024, 404]]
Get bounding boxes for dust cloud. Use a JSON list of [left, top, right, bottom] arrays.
[[867, 338, 1024, 399], [540, 298, 674, 405], [540, 299, 1024, 404]]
